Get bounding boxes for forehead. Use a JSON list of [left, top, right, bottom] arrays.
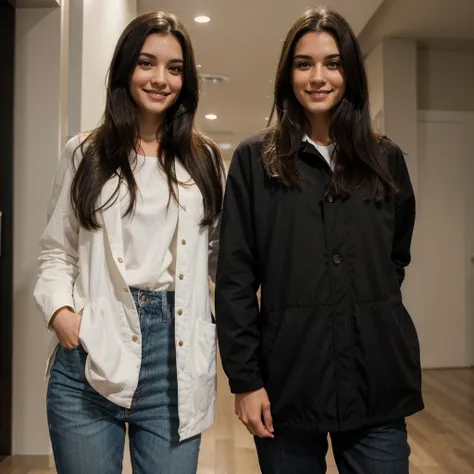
[[294, 31, 340, 58], [140, 33, 183, 58]]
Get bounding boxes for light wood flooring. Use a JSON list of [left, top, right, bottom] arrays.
[[1, 363, 473, 473]]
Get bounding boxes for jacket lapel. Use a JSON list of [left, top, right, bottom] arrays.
[[175, 161, 192, 213], [100, 175, 127, 281]]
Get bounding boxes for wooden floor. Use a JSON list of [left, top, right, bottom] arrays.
[[1, 364, 473, 473]]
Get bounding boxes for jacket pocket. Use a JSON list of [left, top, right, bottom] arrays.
[[195, 320, 217, 378], [193, 320, 217, 413], [57, 303, 88, 352], [263, 306, 334, 423], [259, 310, 284, 363], [353, 301, 422, 414], [61, 344, 83, 352]]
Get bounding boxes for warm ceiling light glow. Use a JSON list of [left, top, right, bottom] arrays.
[[205, 114, 217, 120], [194, 15, 211, 23]]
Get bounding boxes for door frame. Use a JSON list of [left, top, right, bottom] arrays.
[[0, 0, 15, 458], [418, 110, 474, 368]]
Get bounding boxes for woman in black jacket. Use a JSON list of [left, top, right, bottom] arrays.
[[215, 6, 423, 474]]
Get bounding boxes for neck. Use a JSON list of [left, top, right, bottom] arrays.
[[138, 111, 162, 143], [306, 113, 331, 146]]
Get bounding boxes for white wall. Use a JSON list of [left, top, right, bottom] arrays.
[[418, 49, 474, 112], [417, 111, 473, 368], [67, 0, 83, 139], [366, 38, 422, 335], [367, 39, 474, 368], [79, 0, 137, 132], [13, 0, 137, 456], [13, 7, 64, 455], [382, 39, 424, 356], [366, 42, 384, 123], [417, 48, 474, 367]]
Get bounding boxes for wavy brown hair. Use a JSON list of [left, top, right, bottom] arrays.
[[71, 11, 224, 229], [262, 7, 397, 200]]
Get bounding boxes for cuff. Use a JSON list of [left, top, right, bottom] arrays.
[[230, 377, 264, 394]]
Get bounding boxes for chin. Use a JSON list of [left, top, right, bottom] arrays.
[[146, 102, 171, 115], [305, 104, 333, 115]]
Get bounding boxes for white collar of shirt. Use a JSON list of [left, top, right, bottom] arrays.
[[302, 135, 335, 169]]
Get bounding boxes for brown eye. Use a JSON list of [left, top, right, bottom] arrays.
[[327, 61, 341, 69], [138, 60, 153, 68], [296, 62, 311, 69], [169, 65, 183, 74]]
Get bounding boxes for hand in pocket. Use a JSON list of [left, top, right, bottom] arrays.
[[51, 307, 82, 349]]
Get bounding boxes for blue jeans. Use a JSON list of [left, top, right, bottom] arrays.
[[255, 420, 410, 474], [47, 289, 201, 474]]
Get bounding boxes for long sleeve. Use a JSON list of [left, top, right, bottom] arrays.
[[215, 144, 262, 394], [390, 146, 416, 287], [208, 215, 221, 286], [207, 145, 227, 285], [33, 136, 82, 326]]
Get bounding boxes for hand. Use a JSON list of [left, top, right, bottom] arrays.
[[235, 388, 274, 438], [51, 307, 82, 349]]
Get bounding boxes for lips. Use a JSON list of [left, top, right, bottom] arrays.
[[144, 90, 170, 98], [306, 90, 332, 95], [304, 90, 333, 102]]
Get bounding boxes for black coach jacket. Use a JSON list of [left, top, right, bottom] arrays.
[[215, 131, 424, 434]]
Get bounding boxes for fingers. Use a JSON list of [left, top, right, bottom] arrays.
[[235, 390, 274, 439], [238, 412, 274, 438], [263, 403, 274, 434], [60, 337, 81, 349], [248, 417, 274, 438], [54, 312, 82, 349]]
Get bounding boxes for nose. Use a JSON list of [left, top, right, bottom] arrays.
[[309, 65, 326, 86], [151, 66, 167, 87]]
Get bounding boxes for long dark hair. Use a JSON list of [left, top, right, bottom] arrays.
[[71, 11, 224, 229], [262, 7, 397, 200]]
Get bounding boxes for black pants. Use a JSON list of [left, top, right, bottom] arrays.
[[255, 420, 410, 474]]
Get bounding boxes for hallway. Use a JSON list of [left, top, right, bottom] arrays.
[[0, 365, 473, 473]]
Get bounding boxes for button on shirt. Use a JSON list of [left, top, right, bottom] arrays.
[[120, 155, 178, 291]]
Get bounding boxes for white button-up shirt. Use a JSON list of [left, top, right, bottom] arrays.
[[34, 136, 221, 440]]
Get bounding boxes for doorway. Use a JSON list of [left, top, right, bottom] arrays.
[[417, 110, 474, 368], [0, 0, 15, 460]]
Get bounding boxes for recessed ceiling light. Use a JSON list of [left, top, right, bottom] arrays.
[[219, 142, 233, 150], [205, 114, 217, 120], [194, 15, 211, 23], [265, 117, 269, 121], [196, 64, 202, 68]]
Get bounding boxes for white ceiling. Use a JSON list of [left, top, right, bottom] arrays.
[[138, 0, 384, 161], [14, 0, 59, 7], [358, 0, 474, 55]]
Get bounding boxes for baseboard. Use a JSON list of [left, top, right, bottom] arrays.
[[0, 454, 54, 469], [422, 365, 472, 371]]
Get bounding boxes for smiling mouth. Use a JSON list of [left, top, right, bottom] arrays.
[[306, 90, 332, 96], [144, 90, 170, 97]]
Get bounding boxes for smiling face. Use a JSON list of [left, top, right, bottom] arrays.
[[291, 31, 345, 120], [129, 33, 184, 120]]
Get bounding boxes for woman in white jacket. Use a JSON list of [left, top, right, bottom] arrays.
[[34, 11, 224, 474]]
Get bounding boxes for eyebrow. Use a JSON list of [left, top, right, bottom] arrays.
[[139, 52, 184, 63], [293, 53, 341, 61]]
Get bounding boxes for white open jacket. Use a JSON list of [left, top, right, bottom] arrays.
[[34, 136, 221, 441]]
